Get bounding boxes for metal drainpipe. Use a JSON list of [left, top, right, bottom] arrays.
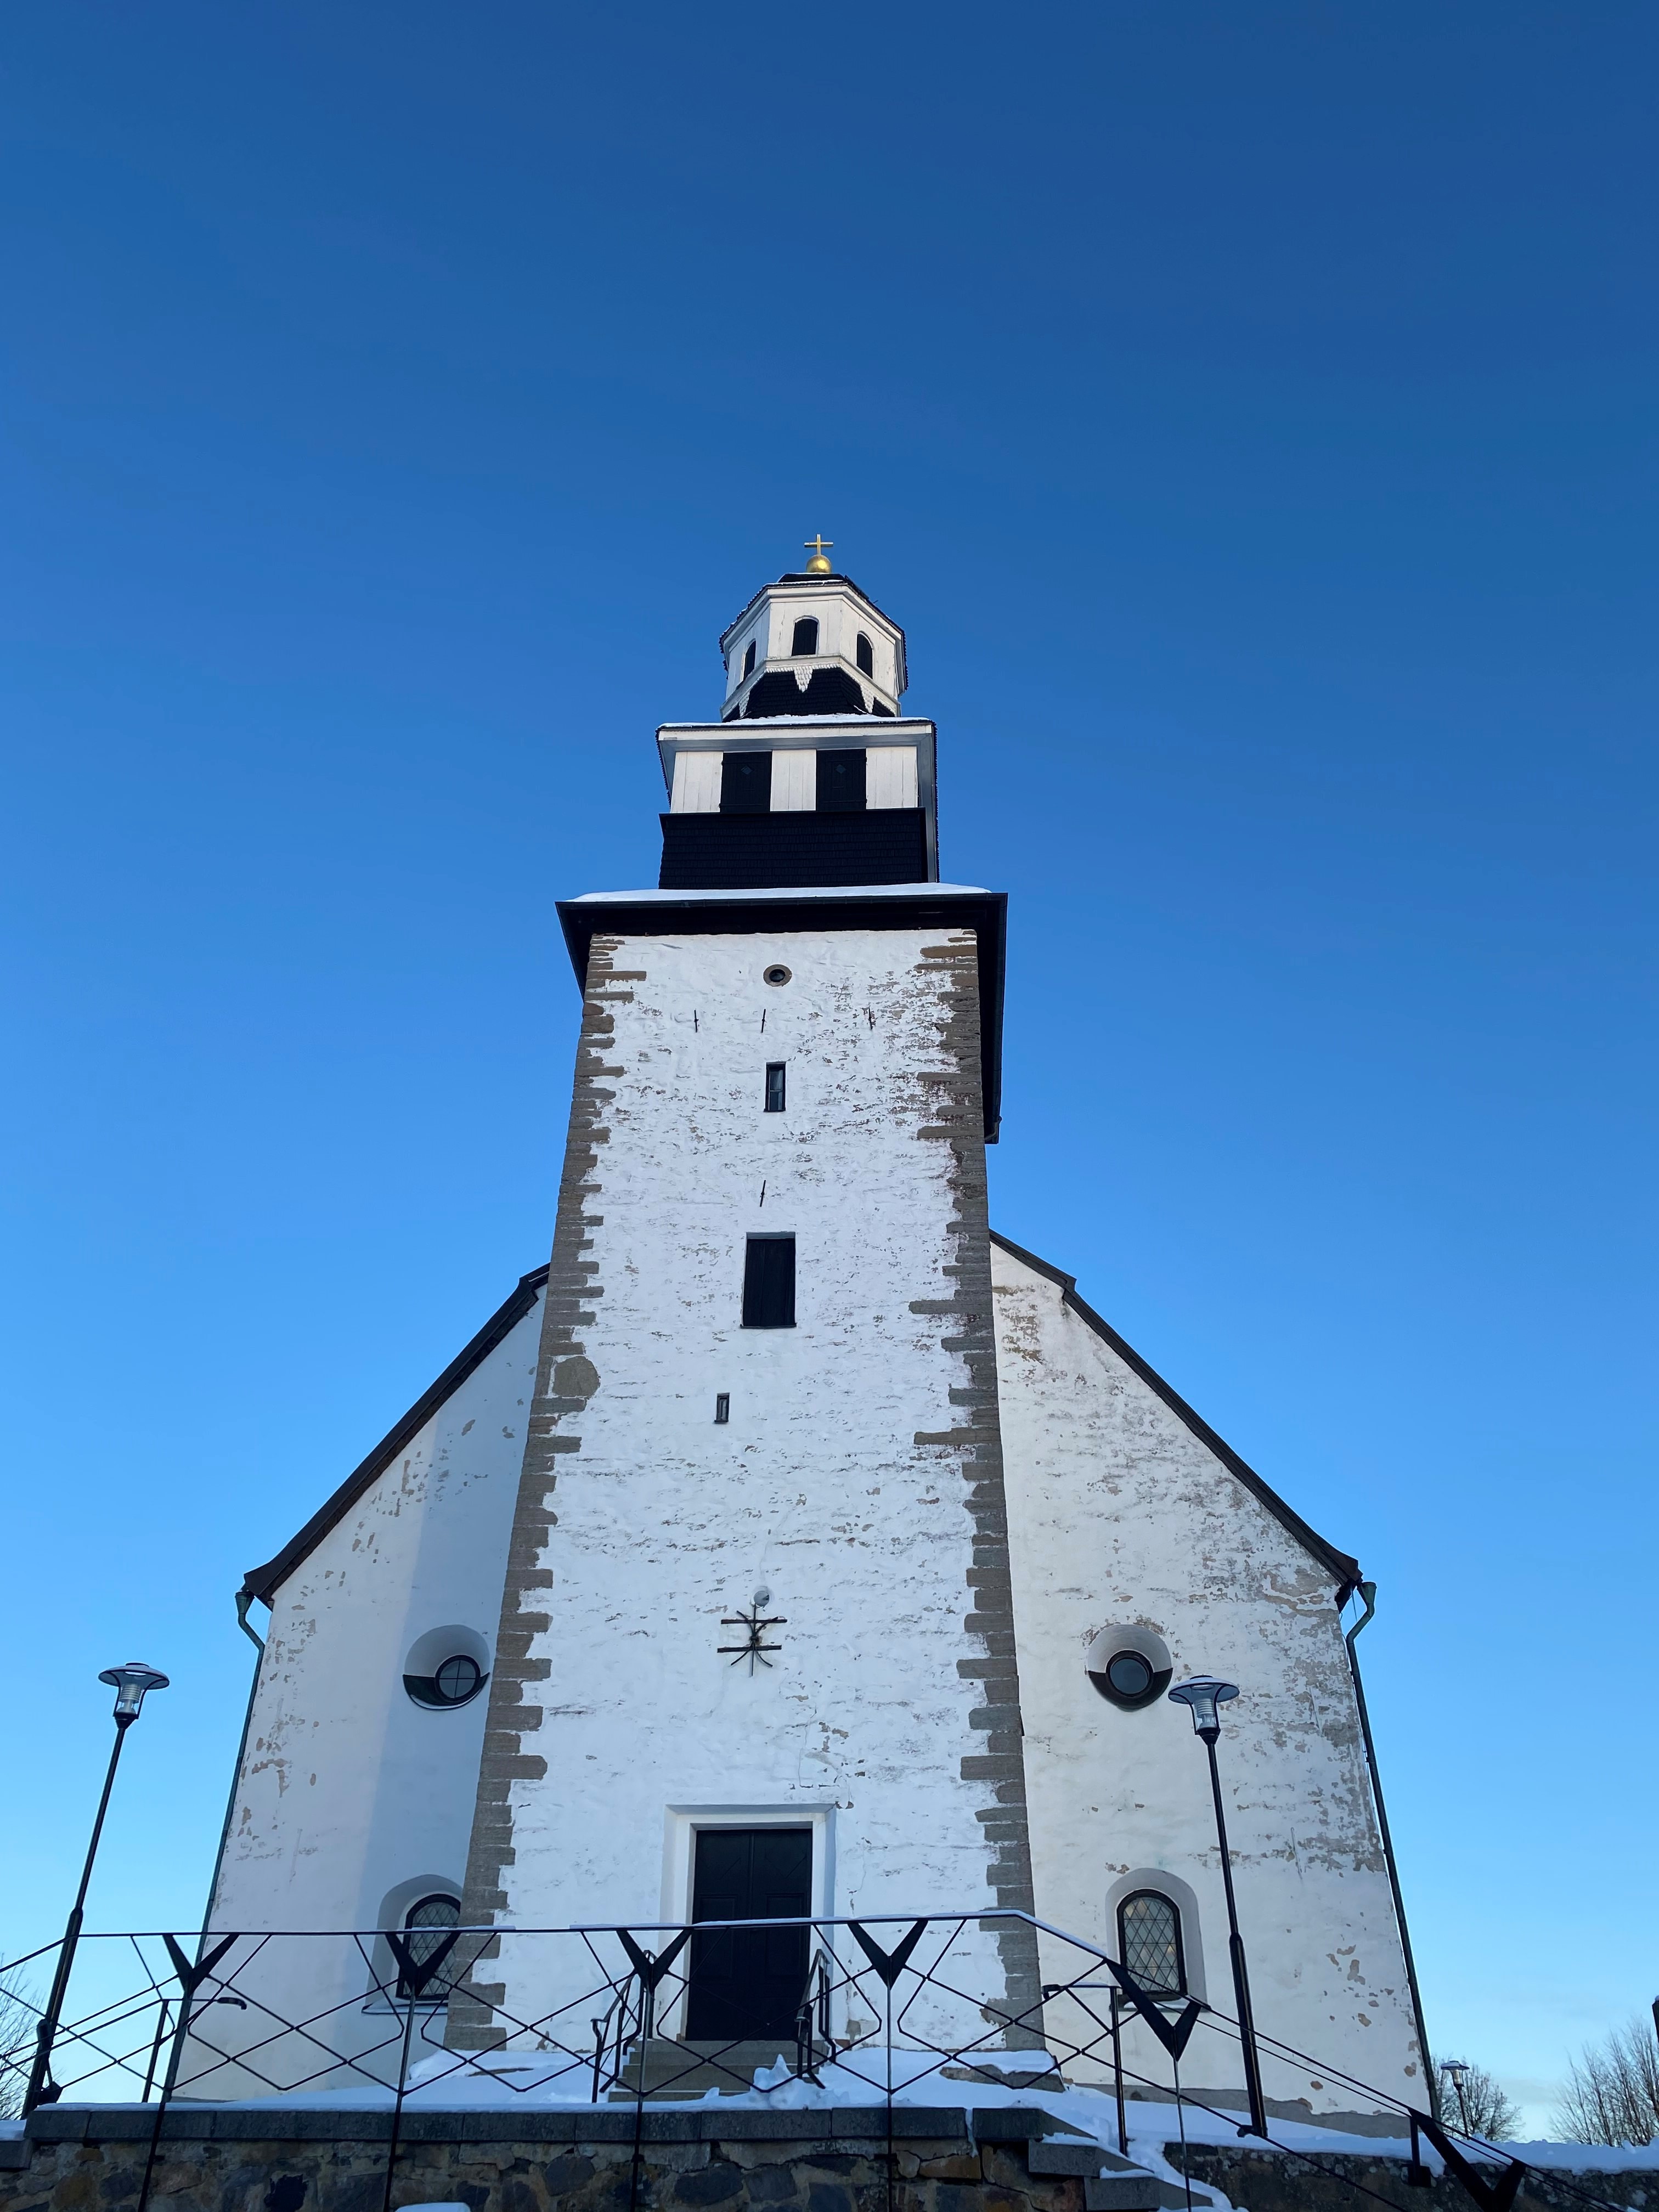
[[197, 1588, 267, 1941], [145, 1588, 269, 2107], [1344, 1581, 1437, 2118]]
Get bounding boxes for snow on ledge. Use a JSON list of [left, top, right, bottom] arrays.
[[568, 885, 989, 905]]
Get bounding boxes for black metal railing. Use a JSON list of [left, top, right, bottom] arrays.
[[1, 1911, 1634, 2212]]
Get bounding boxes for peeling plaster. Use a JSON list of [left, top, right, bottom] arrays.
[[990, 1243, 1421, 2110]]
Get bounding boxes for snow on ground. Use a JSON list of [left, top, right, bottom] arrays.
[[20, 2044, 1659, 2179]]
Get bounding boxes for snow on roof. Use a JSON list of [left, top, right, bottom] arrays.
[[568, 882, 988, 904]]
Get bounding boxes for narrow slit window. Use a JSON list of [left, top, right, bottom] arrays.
[[765, 1063, 786, 1113], [855, 631, 874, 676], [790, 617, 819, 657], [714, 1393, 730, 1424], [742, 639, 757, 677], [742, 1235, 795, 1328]]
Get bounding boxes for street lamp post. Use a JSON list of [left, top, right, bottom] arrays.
[[1168, 1674, 1269, 2138], [24, 1662, 170, 2115], [1441, 2058, 1472, 2133]]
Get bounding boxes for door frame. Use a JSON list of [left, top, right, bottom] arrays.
[[657, 1804, 836, 2041]]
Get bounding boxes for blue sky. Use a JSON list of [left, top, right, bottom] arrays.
[[3, 1, 1654, 2133]]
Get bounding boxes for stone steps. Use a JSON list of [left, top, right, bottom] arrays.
[[1025, 2131, 1164, 2210], [606, 2039, 825, 2100]]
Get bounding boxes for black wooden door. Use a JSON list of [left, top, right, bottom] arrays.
[[684, 1827, 811, 2040]]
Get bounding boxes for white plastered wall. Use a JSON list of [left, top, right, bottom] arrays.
[[990, 1241, 1425, 2116], [196, 1302, 542, 2089]]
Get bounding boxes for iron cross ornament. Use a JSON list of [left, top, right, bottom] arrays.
[[719, 1591, 786, 1673]]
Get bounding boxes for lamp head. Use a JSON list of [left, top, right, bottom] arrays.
[[98, 1661, 170, 1724], [1167, 1674, 1239, 1741], [1442, 2059, 1470, 2089]]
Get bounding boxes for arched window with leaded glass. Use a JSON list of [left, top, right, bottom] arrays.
[[397, 1892, 461, 2000], [1117, 1888, 1186, 1997]]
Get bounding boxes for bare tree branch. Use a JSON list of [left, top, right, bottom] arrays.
[[1554, 2017, 1659, 2146]]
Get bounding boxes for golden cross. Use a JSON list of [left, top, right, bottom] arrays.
[[803, 534, 834, 572]]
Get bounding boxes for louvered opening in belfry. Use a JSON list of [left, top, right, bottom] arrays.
[[720, 751, 772, 813], [816, 748, 866, 811]]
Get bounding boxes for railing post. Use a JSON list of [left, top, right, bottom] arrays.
[[1110, 1990, 1127, 2155], [140, 1999, 172, 2104]]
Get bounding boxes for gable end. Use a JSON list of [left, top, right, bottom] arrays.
[[239, 1265, 549, 1609], [989, 1231, 1361, 1598]]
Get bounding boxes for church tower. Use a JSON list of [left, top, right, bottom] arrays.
[[448, 543, 1037, 2045]]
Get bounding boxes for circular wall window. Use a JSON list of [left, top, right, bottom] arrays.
[[1085, 1624, 1173, 1712], [764, 964, 792, 986], [403, 1624, 490, 1711], [405, 1652, 487, 1709], [437, 1655, 483, 1703], [1105, 1650, 1155, 1701]]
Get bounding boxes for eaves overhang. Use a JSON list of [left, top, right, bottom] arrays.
[[989, 1231, 1364, 1601], [558, 883, 1007, 1141]]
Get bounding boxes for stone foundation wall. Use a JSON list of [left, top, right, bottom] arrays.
[[0, 2107, 1086, 2212], [6, 2108, 1646, 2212], [1174, 2143, 1655, 2212]]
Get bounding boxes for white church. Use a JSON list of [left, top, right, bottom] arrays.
[[209, 549, 1430, 2121]]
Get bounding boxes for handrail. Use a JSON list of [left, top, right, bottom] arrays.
[[792, 1945, 838, 2083]]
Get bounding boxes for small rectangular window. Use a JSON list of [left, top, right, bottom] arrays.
[[764, 1062, 786, 1112], [742, 1235, 795, 1328], [742, 639, 757, 678], [714, 1393, 730, 1424]]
